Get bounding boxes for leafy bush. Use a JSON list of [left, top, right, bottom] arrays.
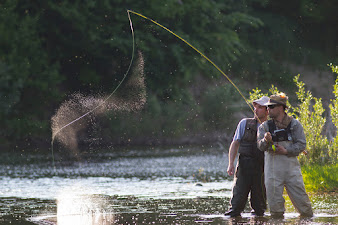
[[328, 64, 338, 163], [290, 75, 328, 164]]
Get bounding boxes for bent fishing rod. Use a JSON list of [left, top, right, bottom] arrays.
[[127, 10, 277, 150]]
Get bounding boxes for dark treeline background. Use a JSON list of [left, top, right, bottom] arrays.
[[1, 0, 337, 152]]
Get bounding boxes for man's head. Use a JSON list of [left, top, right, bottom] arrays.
[[252, 96, 269, 122], [265, 93, 288, 119]]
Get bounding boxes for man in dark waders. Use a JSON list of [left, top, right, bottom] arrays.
[[224, 96, 269, 217]]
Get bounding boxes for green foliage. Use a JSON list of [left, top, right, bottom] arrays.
[[230, 11, 297, 90], [290, 75, 328, 164], [249, 85, 280, 103], [128, 0, 265, 99], [106, 83, 241, 143], [200, 84, 241, 130], [107, 92, 202, 141], [0, 0, 267, 148], [302, 164, 338, 192], [328, 64, 338, 163], [329, 63, 338, 74], [266, 0, 338, 57], [249, 87, 264, 102], [0, 0, 61, 146], [0, 0, 337, 149]]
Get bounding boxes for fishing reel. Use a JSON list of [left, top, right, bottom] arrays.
[[272, 129, 292, 142]]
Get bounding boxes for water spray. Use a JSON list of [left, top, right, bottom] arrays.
[[51, 9, 276, 170], [50, 12, 138, 170]]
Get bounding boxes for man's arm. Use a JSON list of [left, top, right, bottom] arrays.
[[257, 122, 271, 151], [227, 140, 240, 176], [285, 119, 306, 156]]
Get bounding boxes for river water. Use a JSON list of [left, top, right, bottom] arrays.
[[0, 147, 337, 224]]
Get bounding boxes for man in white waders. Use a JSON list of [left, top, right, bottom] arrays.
[[225, 96, 269, 217], [257, 93, 313, 218]]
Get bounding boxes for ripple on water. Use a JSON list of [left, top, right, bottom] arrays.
[[0, 150, 337, 224]]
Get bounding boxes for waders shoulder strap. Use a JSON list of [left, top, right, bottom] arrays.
[[268, 119, 292, 133], [267, 120, 276, 133]]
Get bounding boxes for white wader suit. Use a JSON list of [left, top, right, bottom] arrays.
[[257, 117, 313, 217]]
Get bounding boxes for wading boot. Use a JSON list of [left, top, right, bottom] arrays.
[[224, 210, 240, 217], [270, 212, 284, 219], [251, 210, 264, 217]]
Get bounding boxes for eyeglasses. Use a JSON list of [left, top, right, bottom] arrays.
[[267, 105, 279, 109]]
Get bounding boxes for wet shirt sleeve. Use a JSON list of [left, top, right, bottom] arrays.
[[257, 121, 271, 151], [285, 119, 307, 157]]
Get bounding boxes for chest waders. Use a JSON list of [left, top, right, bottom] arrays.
[[264, 119, 313, 217], [226, 118, 266, 217]]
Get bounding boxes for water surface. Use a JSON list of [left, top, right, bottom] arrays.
[[0, 147, 337, 224]]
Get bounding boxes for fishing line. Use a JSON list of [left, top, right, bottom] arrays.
[[51, 12, 137, 170]]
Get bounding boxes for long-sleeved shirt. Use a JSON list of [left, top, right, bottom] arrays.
[[257, 117, 306, 157]]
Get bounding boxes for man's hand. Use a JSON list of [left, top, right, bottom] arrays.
[[227, 140, 239, 176], [274, 143, 288, 155], [264, 132, 272, 143], [227, 163, 235, 176]]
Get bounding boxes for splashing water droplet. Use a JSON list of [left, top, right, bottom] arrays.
[[51, 52, 146, 159]]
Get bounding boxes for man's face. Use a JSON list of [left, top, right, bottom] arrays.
[[267, 104, 282, 118], [254, 103, 268, 120]]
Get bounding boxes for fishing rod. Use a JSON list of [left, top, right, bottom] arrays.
[[126, 10, 276, 150], [127, 10, 253, 113]]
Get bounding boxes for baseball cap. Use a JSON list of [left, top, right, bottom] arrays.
[[253, 96, 269, 106]]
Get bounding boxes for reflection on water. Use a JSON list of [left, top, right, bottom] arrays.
[[57, 189, 115, 225], [28, 195, 337, 225], [0, 148, 337, 224]]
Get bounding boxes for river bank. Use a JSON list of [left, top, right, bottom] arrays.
[[302, 163, 338, 192]]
